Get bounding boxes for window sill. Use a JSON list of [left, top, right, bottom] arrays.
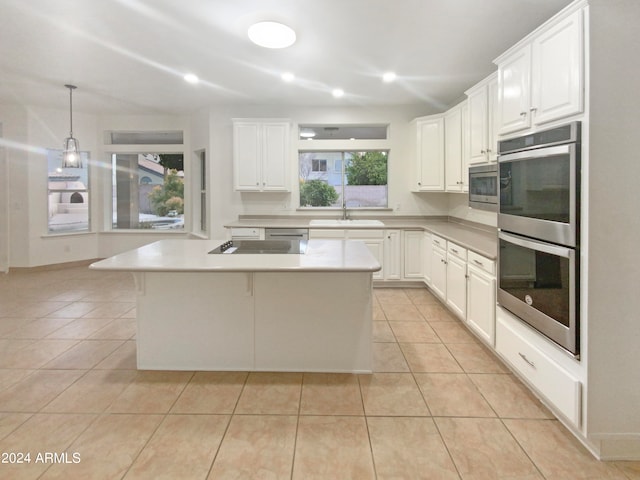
[[42, 231, 95, 239], [296, 207, 393, 212], [102, 229, 189, 234]]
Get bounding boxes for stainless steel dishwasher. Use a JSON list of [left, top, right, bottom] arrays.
[[264, 228, 309, 241]]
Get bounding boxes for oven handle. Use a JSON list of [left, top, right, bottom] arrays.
[[498, 144, 572, 163], [499, 231, 572, 259]]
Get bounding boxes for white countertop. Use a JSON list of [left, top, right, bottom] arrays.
[[89, 239, 381, 273], [226, 217, 498, 259]]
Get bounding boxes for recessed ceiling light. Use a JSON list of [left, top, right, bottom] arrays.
[[332, 88, 345, 98], [184, 73, 199, 84], [248, 21, 296, 49], [382, 72, 397, 83], [281, 72, 295, 82]]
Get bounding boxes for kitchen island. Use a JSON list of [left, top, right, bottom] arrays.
[[90, 239, 380, 373]]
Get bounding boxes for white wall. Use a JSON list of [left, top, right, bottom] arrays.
[[447, 194, 497, 227], [586, 0, 640, 452], [207, 104, 449, 239], [0, 122, 7, 272]]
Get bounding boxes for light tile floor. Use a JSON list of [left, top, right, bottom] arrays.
[[0, 265, 639, 479]]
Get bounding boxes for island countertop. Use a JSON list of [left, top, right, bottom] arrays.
[[89, 239, 382, 273]]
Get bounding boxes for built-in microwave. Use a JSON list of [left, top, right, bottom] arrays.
[[468, 164, 498, 211]]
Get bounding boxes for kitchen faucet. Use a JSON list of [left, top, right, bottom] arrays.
[[342, 202, 349, 220]]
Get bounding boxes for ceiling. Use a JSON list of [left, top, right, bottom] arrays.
[[0, 0, 574, 115]]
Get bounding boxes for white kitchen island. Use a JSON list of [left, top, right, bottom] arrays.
[[90, 239, 380, 373]]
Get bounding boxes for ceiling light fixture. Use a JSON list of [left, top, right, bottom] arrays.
[[300, 129, 316, 138], [332, 88, 344, 98], [248, 21, 296, 49], [281, 72, 295, 82], [62, 84, 82, 168], [382, 72, 397, 83], [184, 73, 199, 84]]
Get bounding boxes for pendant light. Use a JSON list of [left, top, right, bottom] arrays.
[[62, 84, 82, 168]]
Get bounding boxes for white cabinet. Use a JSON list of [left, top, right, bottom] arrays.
[[229, 227, 264, 240], [233, 119, 291, 192], [384, 230, 402, 280], [403, 231, 424, 279], [466, 251, 496, 346], [430, 236, 447, 300], [422, 231, 432, 285], [496, 8, 584, 134], [348, 230, 385, 281], [444, 103, 468, 192], [466, 73, 499, 165], [412, 115, 445, 191], [445, 242, 467, 320]]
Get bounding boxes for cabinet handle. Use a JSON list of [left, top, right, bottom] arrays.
[[530, 107, 537, 113], [518, 352, 536, 369], [480, 149, 486, 154], [473, 259, 484, 266], [486, 149, 492, 153], [451, 248, 458, 254], [418, 182, 422, 186], [520, 112, 527, 117]]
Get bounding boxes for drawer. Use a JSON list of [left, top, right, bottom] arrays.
[[496, 314, 581, 427], [346, 229, 384, 239], [468, 251, 495, 275], [230, 227, 262, 239], [447, 242, 467, 261], [309, 229, 345, 239], [431, 234, 447, 250]]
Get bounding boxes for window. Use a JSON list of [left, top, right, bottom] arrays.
[[47, 149, 90, 233], [111, 153, 184, 230], [299, 151, 388, 208], [312, 159, 327, 172]]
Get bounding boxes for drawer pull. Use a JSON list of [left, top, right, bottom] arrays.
[[473, 259, 484, 266], [518, 352, 536, 369], [451, 248, 458, 254]]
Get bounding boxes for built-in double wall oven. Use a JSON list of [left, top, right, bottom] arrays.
[[497, 122, 581, 357]]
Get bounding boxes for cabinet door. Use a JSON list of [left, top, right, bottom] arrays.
[[262, 123, 290, 191], [460, 102, 470, 191], [467, 264, 496, 345], [445, 106, 463, 191], [531, 9, 584, 126], [415, 117, 444, 191], [403, 231, 423, 279], [446, 254, 467, 320], [487, 76, 500, 163], [498, 46, 532, 135], [423, 232, 432, 285], [431, 246, 447, 300], [233, 122, 261, 191], [467, 86, 488, 165], [364, 240, 384, 280], [384, 230, 402, 280]]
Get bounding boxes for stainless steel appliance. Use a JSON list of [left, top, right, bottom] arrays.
[[497, 122, 581, 357], [498, 122, 580, 247], [265, 228, 309, 241], [468, 164, 498, 211], [209, 239, 307, 254]]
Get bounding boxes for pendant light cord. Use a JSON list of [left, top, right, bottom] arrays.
[[65, 84, 76, 138]]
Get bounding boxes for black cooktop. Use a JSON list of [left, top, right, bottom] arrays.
[[208, 239, 307, 254]]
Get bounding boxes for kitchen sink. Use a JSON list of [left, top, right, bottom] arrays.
[[309, 219, 384, 226]]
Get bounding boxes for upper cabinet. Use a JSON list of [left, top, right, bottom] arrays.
[[496, 7, 584, 135], [233, 119, 291, 192], [411, 115, 445, 192], [444, 102, 467, 192], [465, 73, 499, 165]]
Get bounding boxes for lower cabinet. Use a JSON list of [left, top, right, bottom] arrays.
[[422, 232, 432, 285], [446, 250, 467, 320], [466, 252, 496, 345], [383, 230, 402, 280], [403, 230, 424, 279], [430, 240, 447, 300], [347, 230, 385, 281]]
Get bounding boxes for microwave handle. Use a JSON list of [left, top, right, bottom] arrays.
[[498, 144, 572, 163], [498, 231, 572, 259]]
